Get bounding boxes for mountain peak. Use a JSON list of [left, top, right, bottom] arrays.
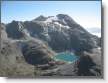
[[56, 14, 77, 26], [56, 14, 69, 18], [33, 15, 47, 21]]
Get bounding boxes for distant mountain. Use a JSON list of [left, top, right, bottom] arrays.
[[5, 14, 100, 52]]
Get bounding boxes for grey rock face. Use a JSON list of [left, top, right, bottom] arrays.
[[68, 26, 98, 52], [0, 40, 35, 77], [23, 21, 44, 38], [77, 48, 102, 76], [6, 21, 24, 39], [0, 38, 55, 77], [21, 40, 55, 65], [57, 14, 77, 26], [1, 24, 7, 39], [4, 14, 100, 52]]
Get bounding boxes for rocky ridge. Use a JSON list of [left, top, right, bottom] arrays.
[[0, 14, 102, 77]]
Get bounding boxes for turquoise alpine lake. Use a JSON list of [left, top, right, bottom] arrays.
[[54, 52, 79, 63]]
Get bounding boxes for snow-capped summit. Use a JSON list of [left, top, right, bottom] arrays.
[[4, 14, 100, 52]]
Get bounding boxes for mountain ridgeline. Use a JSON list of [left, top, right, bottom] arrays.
[[0, 14, 102, 77], [5, 14, 100, 52]]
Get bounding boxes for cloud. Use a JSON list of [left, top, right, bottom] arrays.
[[85, 27, 101, 37]]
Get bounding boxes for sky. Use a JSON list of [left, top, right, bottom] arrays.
[[1, 1, 101, 36]]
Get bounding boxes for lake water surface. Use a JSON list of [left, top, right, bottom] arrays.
[[54, 52, 79, 63]]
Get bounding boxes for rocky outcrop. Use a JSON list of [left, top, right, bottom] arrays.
[[1, 23, 8, 40], [21, 39, 55, 65], [6, 21, 25, 39], [0, 24, 55, 76], [0, 40, 35, 77], [77, 48, 102, 76]]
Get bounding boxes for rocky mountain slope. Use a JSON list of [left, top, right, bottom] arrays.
[[5, 14, 100, 52], [0, 14, 102, 77]]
